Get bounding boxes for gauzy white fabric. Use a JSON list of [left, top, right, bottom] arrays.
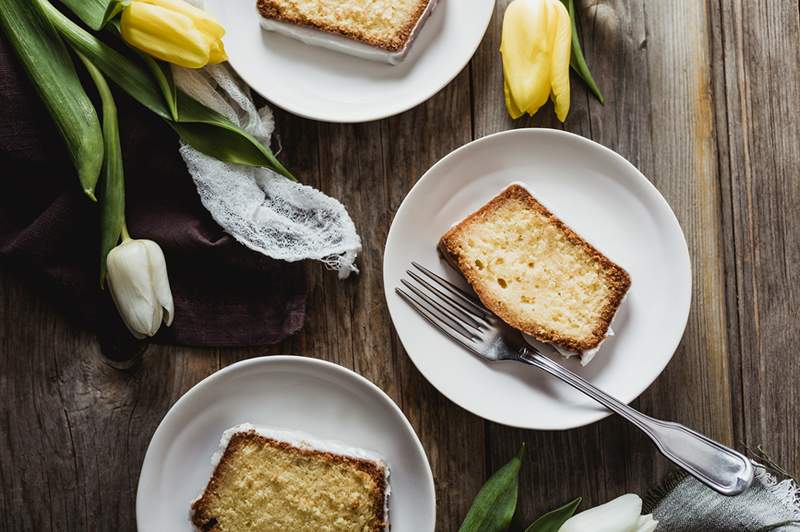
[[172, 63, 361, 278]]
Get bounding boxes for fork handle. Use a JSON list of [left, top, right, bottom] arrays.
[[519, 349, 754, 496]]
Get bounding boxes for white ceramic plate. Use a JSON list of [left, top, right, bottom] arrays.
[[384, 129, 692, 430], [136, 356, 435, 531], [204, 0, 495, 123]]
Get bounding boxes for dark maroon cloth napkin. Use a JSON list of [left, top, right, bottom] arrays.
[[0, 36, 306, 347]]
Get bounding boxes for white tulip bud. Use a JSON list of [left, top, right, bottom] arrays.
[[106, 239, 174, 339], [558, 494, 658, 532]]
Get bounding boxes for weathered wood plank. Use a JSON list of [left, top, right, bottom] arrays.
[[380, 68, 487, 530], [0, 267, 220, 531], [637, 0, 734, 443], [217, 108, 323, 367], [706, 0, 747, 452], [2, 0, 799, 530], [471, 0, 736, 523], [711, 0, 800, 474], [225, 72, 487, 530], [0, 271, 87, 532]]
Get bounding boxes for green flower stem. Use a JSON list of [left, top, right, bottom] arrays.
[[121, 222, 132, 242], [106, 19, 180, 121], [561, 0, 604, 104], [37, 0, 295, 180], [76, 52, 126, 285], [142, 55, 180, 121], [35, 0, 170, 117]]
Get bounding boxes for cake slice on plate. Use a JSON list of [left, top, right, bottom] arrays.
[[191, 424, 389, 531], [256, 0, 436, 64], [438, 184, 630, 364]]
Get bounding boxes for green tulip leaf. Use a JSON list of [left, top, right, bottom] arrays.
[[174, 92, 293, 176], [37, 0, 295, 180], [459, 444, 525, 532], [1, 0, 104, 200], [561, 0, 604, 104], [59, 0, 122, 31], [524, 497, 582, 532], [37, 0, 171, 116]]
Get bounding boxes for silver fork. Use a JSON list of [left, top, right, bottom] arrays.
[[396, 262, 754, 496]]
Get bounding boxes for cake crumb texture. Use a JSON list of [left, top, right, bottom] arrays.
[[439, 184, 630, 352], [257, 0, 431, 51], [191, 431, 387, 531]]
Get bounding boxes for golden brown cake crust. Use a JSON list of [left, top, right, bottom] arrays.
[[191, 430, 388, 531], [256, 0, 431, 52], [438, 184, 631, 352]]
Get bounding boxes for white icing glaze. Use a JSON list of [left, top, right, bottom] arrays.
[[551, 326, 613, 366], [257, 0, 438, 65], [548, 293, 627, 365], [203, 423, 391, 528]]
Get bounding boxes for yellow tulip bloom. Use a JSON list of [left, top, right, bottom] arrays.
[[500, 0, 571, 121], [121, 0, 228, 69]]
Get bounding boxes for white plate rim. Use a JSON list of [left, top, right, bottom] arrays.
[[135, 355, 436, 529], [207, 0, 496, 123], [383, 128, 692, 430]]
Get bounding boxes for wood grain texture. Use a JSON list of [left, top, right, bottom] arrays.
[[472, 0, 738, 524], [380, 69, 488, 529], [710, 0, 800, 475], [1, 0, 799, 530]]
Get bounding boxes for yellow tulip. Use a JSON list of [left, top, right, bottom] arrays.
[[121, 0, 228, 69], [500, 0, 571, 121]]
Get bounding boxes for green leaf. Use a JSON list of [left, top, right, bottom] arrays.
[[175, 93, 294, 176], [37, 0, 170, 116], [59, 0, 121, 31], [76, 53, 125, 285], [142, 55, 179, 121], [1, 0, 103, 200], [561, 0, 604, 104], [37, 0, 295, 180], [459, 444, 525, 532], [524, 497, 582, 532]]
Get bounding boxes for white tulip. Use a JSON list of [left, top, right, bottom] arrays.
[[107, 239, 174, 339], [558, 494, 658, 532]]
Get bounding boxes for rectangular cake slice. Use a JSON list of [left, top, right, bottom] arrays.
[[191, 424, 389, 532], [439, 184, 630, 356], [256, 0, 435, 64]]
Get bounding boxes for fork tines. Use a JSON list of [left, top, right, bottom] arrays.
[[396, 263, 492, 348]]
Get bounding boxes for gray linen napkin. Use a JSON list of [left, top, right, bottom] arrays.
[[644, 469, 800, 531]]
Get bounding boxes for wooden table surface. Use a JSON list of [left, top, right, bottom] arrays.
[[2, 1, 799, 530]]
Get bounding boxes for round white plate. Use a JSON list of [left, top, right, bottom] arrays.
[[136, 356, 435, 531], [384, 129, 692, 430], [204, 0, 495, 123]]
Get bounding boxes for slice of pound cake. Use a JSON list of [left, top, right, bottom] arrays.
[[191, 424, 389, 531], [256, 0, 436, 64], [439, 184, 630, 357]]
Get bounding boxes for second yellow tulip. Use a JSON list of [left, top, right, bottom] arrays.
[[500, 0, 571, 121]]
